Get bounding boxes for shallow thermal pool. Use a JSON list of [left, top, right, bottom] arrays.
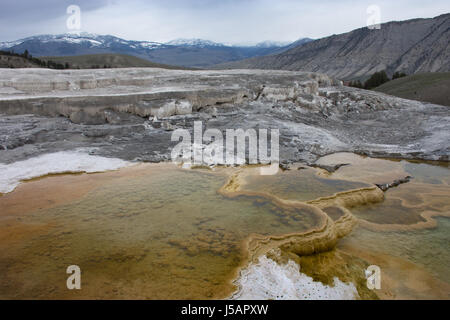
[[0, 153, 449, 299]]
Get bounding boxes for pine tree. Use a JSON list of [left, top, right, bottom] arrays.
[[392, 71, 407, 80], [364, 70, 390, 89]]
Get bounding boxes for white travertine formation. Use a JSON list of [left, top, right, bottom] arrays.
[[232, 256, 358, 300], [0, 150, 131, 193]]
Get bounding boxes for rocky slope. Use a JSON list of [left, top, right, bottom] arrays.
[[216, 14, 450, 80], [0, 68, 448, 165]]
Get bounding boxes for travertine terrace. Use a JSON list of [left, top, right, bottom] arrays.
[[0, 68, 448, 165]]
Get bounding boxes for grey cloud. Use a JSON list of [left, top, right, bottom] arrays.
[[0, 0, 449, 43]]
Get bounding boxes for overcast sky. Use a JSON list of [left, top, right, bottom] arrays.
[[1, 0, 449, 44]]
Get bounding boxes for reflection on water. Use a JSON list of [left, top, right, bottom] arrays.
[[402, 161, 450, 185], [322, 206, 347, 222], [241, 166, 370, 201], [351, 198, 427, 225], [342, 217, 450, 284], [0, 154, 449, 300]]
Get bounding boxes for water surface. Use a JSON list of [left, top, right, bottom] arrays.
[[0, 155, 449, 299]]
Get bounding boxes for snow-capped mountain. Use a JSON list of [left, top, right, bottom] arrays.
[[0, 40, 23, 49], [0, 32, 167, 52], [0, 33, 310, 68], [165, 38, 225, 48]]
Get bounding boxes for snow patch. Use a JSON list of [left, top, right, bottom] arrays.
[[165, 38, 225, 47], [232, 256, 359, 300], [0, 151, 131, 194], [139, 41, 164, 49]]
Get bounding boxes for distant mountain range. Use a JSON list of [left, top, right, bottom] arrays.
[[216, 13, 450, 80], [0, 33, 313, 68], [5, 13, 446, 79]]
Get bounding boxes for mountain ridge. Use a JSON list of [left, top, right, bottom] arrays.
[[0, 33, 312, 68], [214, 13, 450, 80]]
